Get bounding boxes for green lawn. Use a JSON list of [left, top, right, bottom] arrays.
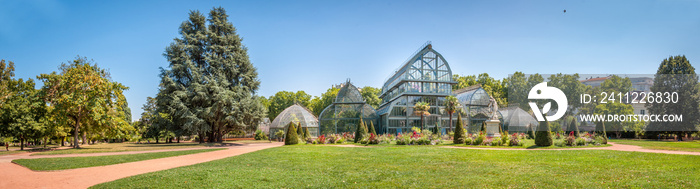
[[93, 145, 700, 188], [610, 139, 700, 152], [31, 142, 221, 155], [13, 148, 223, 171]]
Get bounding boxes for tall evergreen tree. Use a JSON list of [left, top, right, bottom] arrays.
[[157, 7, 266, 143], [646, 55, 699, 139]]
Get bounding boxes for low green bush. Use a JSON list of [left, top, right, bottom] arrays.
[[501, 132, 509, 146], [475, 132, 485, 145], [254, 130, 268, 140], [465, 137, 473, 145], [575, 138, 586, 146], [554, 139, 566, 147]]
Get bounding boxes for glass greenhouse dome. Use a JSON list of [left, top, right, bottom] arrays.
[[319, 81, 379, 135], [454, 85, 500, 133], [498, 107, 538, 133], [269, 104, 318, 139]]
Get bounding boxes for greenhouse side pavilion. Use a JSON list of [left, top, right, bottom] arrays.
[[376, 43, 459, 135]]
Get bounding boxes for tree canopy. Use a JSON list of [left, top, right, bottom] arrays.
[[156, 7, 266, 143], [38, 57, 128, 148]]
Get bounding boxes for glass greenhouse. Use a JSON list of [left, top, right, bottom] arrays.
[[377, 43, 459, 135], [498, 107, 538, 133], [319, 81, 379, 135], [269, 104, 319, 139], [454, 85, 500, 133]]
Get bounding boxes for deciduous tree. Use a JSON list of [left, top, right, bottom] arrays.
[[38, 57, 127, 148]]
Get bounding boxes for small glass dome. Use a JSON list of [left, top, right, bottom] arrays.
[[269, 104, 318, 138], [499, 107, 538, 133]]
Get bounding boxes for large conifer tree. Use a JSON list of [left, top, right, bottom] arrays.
[[157, 7, 266, 143], [646, 55, 699, 139]]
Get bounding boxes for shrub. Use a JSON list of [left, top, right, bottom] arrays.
[[554, 139, 566, 147], [297, 123, 304, 140], [596, 136, 607, 145], [396, 134, 411, 145], [575, 138, 586, 146], [368, 122, 377, 135], [509, 134, 521, 146], [354, 118, 367, 143], [475, 132, 485, 145], [312, 140, 317, 144], [284, 122, 299, 145], [491, 137, 502, 146], [303, 127, 310, 140], [254, 130, 268, 140], [465, 137, 473, 145], [274, 130, 285, 141], [316, 135, 326, 144], [453, 116, 466, 144], [527, 125, 535, 139], [566, 136, 575, 146], [535, 121, 553, 146], [501, 131, 509, 146], [337, 138, 345, 144]]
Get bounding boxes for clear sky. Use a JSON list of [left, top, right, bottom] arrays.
[[1, 0, 699, 121]]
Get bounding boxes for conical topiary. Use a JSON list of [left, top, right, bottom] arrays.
[[569, 117, 580, 137], [303, 127, 310, 140], [285, 122, 299, 145], [527, 124, 535, 139], [481, 121, 486, 133], [535, 121, 553, 146], [297, 122, 304, 139], [453, 115, 466, 144], [368, 121, 377, 135], [354, 117, 367, 143]]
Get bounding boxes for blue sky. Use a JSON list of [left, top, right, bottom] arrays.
[[1, 0, 699, 121]]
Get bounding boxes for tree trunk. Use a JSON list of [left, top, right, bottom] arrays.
[[20, 135, 24, 151], [82, 132, 87, 145], [155, 136, 160, 144], [198, 133, 204, 144], [420, 115, 424, 131], [449, 113, 453, 133], [61, 137, 65, 147], [43, 137, 47, 149], [177, 136, 180, 143]]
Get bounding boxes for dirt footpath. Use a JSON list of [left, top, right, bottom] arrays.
[[0, 142, 283, 189]]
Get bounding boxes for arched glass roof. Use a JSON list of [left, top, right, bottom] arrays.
[[454, 85, 491, 118], [336, 83, 363, 103], [270, 104, 318, 129], [499, 107, 538, 132], [319, 81, 378, 135]]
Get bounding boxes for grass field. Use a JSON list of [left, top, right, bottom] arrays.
[[610, 139, 700, 152], [13, 148, 224, 171], [30, 140, 268, 156], [92, 145, 700, 188]]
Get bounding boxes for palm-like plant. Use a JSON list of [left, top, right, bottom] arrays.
[[413, 101, 431, 131], [445, 96, 462, 133]]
